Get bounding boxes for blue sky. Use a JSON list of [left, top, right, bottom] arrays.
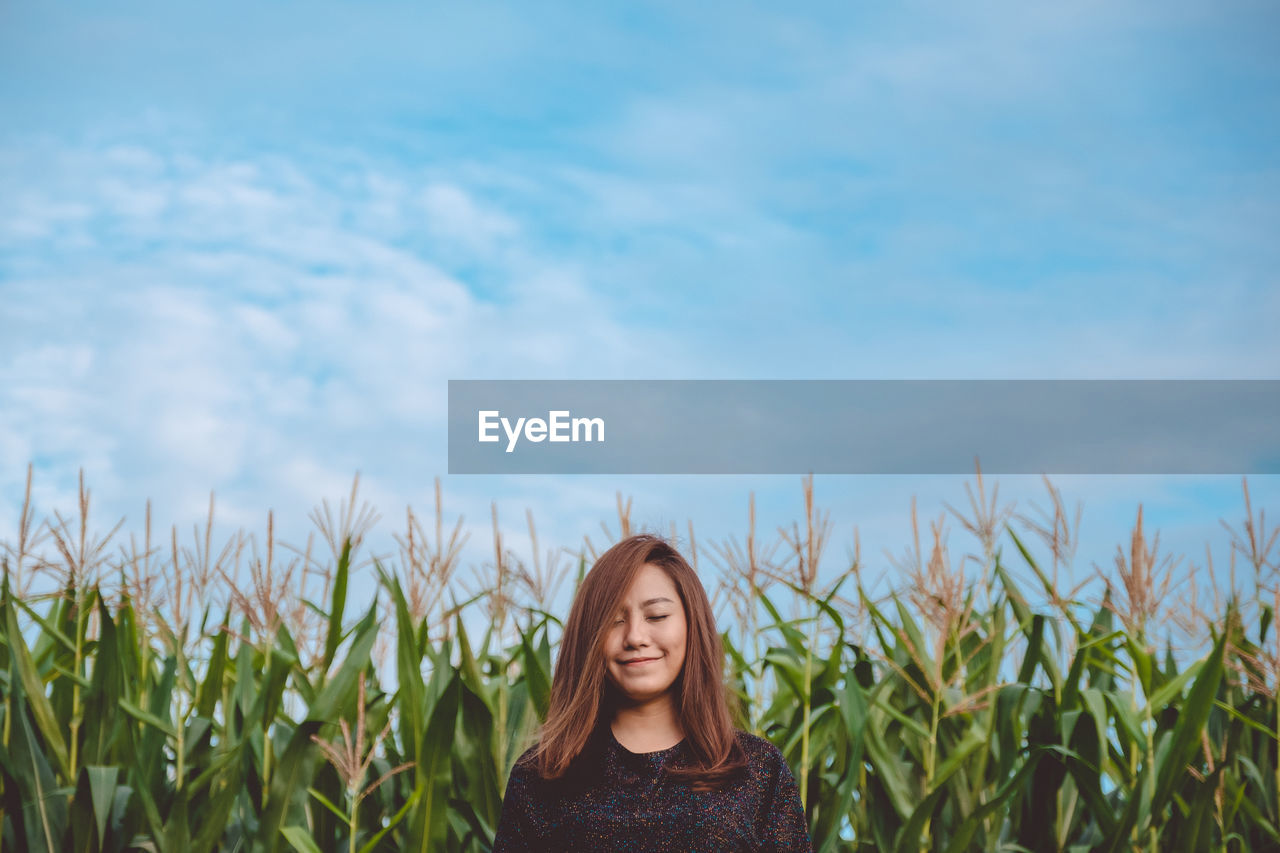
[[1, 1, 1277, 613]]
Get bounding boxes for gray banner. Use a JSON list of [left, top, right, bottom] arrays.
[[447, 380, 1279, 474]]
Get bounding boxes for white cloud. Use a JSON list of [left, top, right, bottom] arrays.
[[0, 137, 680, 565], [420, 182, 519, 251]]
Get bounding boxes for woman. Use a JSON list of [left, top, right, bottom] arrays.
[[492, 534, 813, 852]]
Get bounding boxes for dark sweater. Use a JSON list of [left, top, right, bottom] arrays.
[[491, 728, 813, 852]]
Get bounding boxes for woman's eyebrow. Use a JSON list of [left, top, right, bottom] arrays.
[[641, 596, 675, 607]]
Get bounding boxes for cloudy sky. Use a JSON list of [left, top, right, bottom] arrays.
[[2, 1, 1277, 605]]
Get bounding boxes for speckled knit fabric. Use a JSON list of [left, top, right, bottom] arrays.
[[491, 728, 813, 852]]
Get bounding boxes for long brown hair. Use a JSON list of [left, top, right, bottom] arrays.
[[532, 534, 746, 790]]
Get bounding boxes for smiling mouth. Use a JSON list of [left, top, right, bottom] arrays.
[[620, 657, 660, 666]]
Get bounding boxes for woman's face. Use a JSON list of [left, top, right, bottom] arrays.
[[603, 563, 688, 705]]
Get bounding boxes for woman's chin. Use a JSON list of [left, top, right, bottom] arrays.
[[611, 682, 672, 706]]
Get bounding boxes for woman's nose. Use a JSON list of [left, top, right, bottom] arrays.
[[623, 616, 649, 647]]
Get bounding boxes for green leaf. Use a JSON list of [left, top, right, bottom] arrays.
[[5, 598, 71, 779], [860, 698, 914, 822], [1214, 699, 1279, 739], [82, 595, 124, 767], [306, 786, 348, 822], [308, 599, 378, 723], [195, 611, 230, 719], [385, 568, 425, 773], [1008, 527, 1082, 635], [931, 724, 985, 788], [1146, 658, 1201, 715], [356, 788, 420, 853], [893, 781, 948, 853], [870, 691, 931, 742], [187, 741, 247, 853], [85, 765, 119, 848], [282, 825, 324, 853], [15, 594, 77, 655], [249, 641, 298, 732], [7, 659, 69, 853], [411, 672, 461, 853], [1017, 613, 1045, 686], [256, 720, 323, 853], [119, 698, 177, 739], [1151, 627, 1227, 820], [520, 627, 552, 723], [994, 554, 1032, 628], [322, 539, 352, 677], [943, 754, 1044, 853]]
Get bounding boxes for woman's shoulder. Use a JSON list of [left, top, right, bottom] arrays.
[[732, 730, 790, 769], [507, 743, 542, 782]]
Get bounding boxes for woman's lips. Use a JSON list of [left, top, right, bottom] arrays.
[[620, 657, 660, 666]]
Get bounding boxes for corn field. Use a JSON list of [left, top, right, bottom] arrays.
[[1, 469, 1278, 852]]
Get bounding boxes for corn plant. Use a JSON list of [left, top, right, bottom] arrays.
[[0, 470, 1275, 851]]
